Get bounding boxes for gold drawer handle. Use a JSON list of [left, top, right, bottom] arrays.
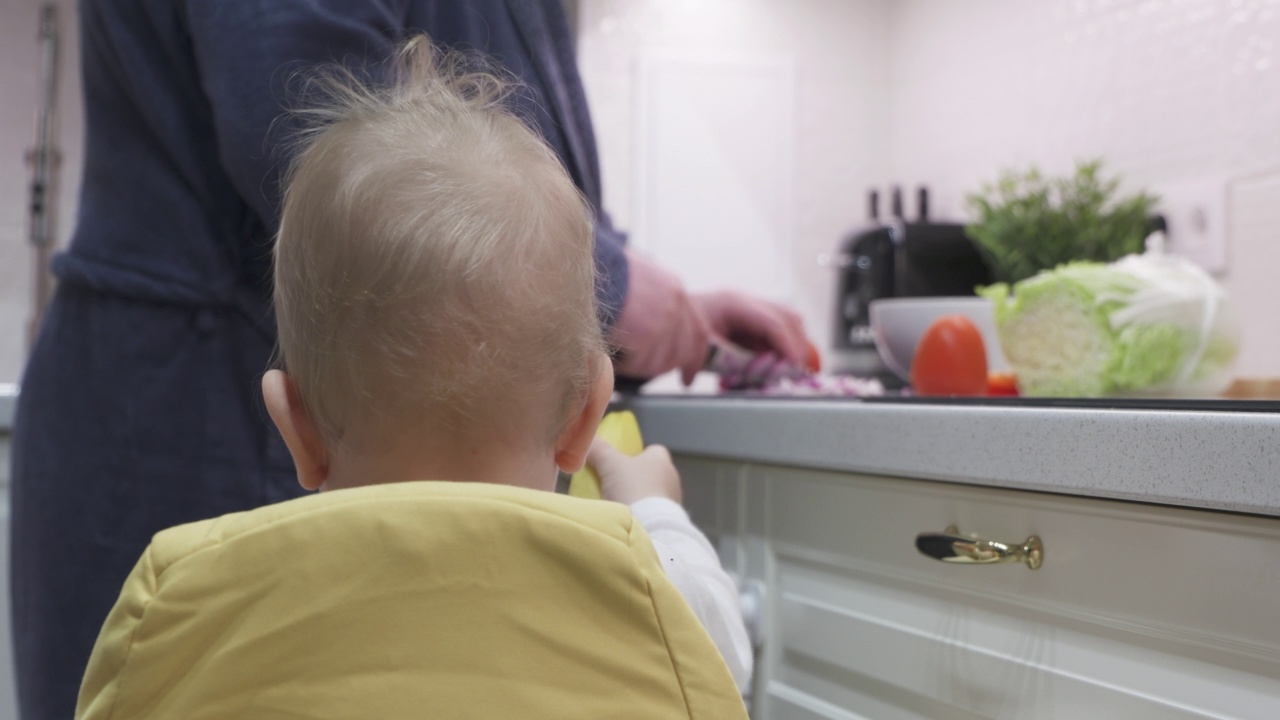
[[915, 525, 1043, 570]]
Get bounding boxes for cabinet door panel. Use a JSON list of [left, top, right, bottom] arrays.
[[678, 457, 1280, 719], [758, 465, 1280, 659]]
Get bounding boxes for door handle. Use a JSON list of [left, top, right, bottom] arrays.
[[916, 525, 1043, 570]]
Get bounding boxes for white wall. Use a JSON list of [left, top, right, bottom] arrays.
[[0, 0, 82, 385], [577, 0, 892, 356], [581, 0, 1280, 378], [886, 0, 1280, 376]]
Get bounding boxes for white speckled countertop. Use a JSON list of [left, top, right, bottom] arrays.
[[625, 396, 1280, 518]]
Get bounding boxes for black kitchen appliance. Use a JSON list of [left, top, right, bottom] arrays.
[[830, 188, 993, 381]]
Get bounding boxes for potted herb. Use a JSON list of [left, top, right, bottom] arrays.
[[965, 160, 1158, 284]]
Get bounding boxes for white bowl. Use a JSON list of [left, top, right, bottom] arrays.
[[868, 297, 1009, 382]]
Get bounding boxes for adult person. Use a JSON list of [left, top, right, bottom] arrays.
[[9, 2, 813, 718]]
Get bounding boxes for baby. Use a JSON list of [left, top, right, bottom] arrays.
[[262, 39, 752, 690]]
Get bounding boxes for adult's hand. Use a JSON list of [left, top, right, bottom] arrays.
[[692, 290, 816, 371], [612, 249, 819, 385], [611, 249, 711, 385]]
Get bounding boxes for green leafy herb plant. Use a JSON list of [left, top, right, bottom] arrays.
[[965, 160, 1158, 284]]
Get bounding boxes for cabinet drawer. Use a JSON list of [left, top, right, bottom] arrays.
[[676, 456, 1280, 719]]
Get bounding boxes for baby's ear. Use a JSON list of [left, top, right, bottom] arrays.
[[262, 370, 330, 491], [554, 354, 615, 474]]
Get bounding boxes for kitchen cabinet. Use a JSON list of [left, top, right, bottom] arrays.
[[631, 397, 1280, 719]]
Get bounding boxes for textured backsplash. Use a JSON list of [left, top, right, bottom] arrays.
[[580, 0, 1280, 376], [889, 0, 1280, 375]]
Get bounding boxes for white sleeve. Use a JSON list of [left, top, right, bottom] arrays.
[[629, 497, 754, 693]]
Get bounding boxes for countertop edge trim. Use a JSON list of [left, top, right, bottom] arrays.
[[626, 397, 1280, 518]]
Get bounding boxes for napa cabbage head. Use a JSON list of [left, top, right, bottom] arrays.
[[979, 254, 1239, 397]]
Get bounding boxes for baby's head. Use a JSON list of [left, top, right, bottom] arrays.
[[264, 38, 612, 492]]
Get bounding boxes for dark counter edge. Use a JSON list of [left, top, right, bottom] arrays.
[[0, 386, 14, 434]]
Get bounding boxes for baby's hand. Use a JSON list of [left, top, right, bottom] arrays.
[[586, 437, 683, 506]]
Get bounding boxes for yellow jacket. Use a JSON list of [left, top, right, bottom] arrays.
[[76, 481, 748, 719]]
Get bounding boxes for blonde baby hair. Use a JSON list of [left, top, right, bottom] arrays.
[[273, 36, 605, 451]]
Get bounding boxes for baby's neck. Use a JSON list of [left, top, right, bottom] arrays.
[[323, 433, 558, 493]]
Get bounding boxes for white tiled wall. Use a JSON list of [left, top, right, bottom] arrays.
[[580, 0, 1280, 376], [0, 0, 82, 386], [577, 0, 893, 356], [887, 0, 1280, 376]]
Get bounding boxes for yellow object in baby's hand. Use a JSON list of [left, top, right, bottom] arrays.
[[568, 410, 644, 499]]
